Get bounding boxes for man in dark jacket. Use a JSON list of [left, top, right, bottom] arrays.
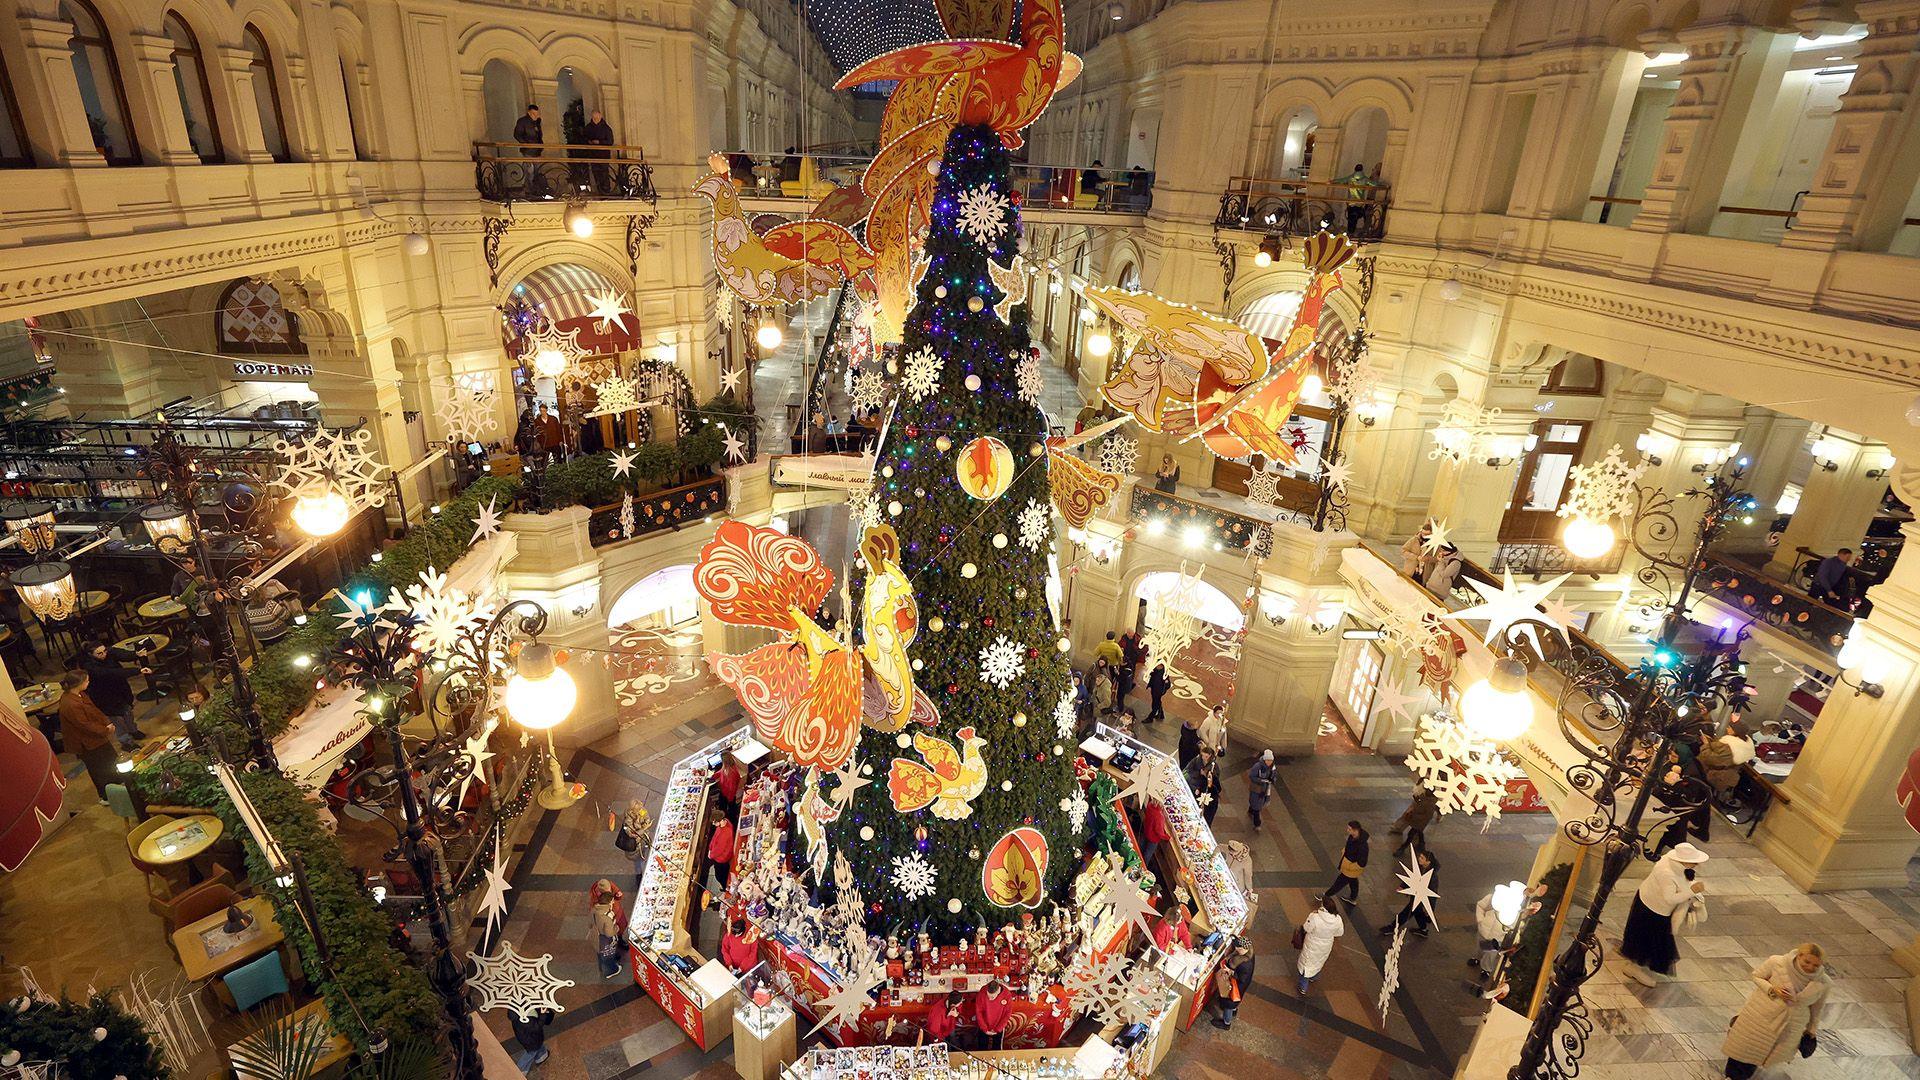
[[513, 105, 543, 155], [58, 670, 119, 802], [1381, 847, 1439, 937], [81, 640, 149, 748], [582, 108, 614, 193]]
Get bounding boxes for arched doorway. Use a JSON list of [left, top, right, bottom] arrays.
[[1130, 570, 1244, 723], [1269, 105, 1318, 178], [503, 261, 646, 451], [481, 59, 527, 145], [606, 564, 706, 717], [1340, 106, 1389, 179]]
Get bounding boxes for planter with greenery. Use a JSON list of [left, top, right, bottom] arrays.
[[1504, 861, 1574, 1011]]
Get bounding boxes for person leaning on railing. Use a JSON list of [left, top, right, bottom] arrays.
[[583, 109, 614, 195]]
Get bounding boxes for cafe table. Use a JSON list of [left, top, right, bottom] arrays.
[[173, 895, 284, 983], [137, 596, 187, 620], [114, 632, 170, 655], [136, 813, 225, 866]]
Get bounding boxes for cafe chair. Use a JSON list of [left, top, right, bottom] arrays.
[[152, 880, 242, 945], [219, 951, 291, 1013], [104, 783, 139, 823], [126, 815, 179, 899]]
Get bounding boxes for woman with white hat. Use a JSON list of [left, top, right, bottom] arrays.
[[1619, 842, 1709, 986]]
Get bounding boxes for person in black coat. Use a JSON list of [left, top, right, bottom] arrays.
[[509, 1007, 555, 1070], [1145, 662, 1171, 722], [513, 105, 543, 155], [1210, 938, 1256, 1029], [1381, 847, 1439, 937], [1186, 747, 1222, 825], [582, 108, 614, 193], [1323, 821, 1369, 904], [81, 640, 149, 748]]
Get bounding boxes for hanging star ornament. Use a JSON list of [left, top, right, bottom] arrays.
[[827, 753, 870, 809], [1097, 863, 1161, 941], [469, 495, 503, 545], [721, 425, 747, 464], [1443, 568, 1572, 647], [475, 824, 511, 939], [468, 941, 574, 1020], [610, 449, 637, 478], [457, 717, 498, 807], [1324, 455, 1353, 491], [1371, 680, 1420, 726], [807, 955, 886, 1037], [1420, 518, 1452, 555], [585, 291, 632, 333], [719, 366, 743, 393], [1396, 857, 1439, 926]]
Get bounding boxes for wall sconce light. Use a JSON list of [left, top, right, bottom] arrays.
[[1810, 436, 1841, 473], [1633, 431, 1668, 467], [1253, 235, 1282, 268], [1355, 392, 1392, 427], [1867, 451, 1896, 480], [1483, 433, 1539, 468], [1836, 627, 1889, 699], [1259, 592, 1296, 628], [1691, 441, 1743, 474], [1308, 601, 1345, 634]]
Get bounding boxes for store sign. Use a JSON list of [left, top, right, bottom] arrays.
[[770, 453, 875, 491], [229, 360, 314, 382]]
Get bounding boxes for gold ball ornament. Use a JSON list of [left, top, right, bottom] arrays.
[[929, 616, 945, 632], [935, 435, 952, 452], [967, 296, 985, 312], [961, 563, 978, 578], [1012, 712, 1027, 727], [956, 436, 1015, 500]]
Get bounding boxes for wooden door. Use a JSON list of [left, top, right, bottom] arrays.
[[1498, 419, 1591, 542]]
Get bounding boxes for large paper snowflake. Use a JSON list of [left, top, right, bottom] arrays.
[[586, 374, 641, 418], [399, 567, 497, 656], [272, 426, 389, 511], [903, 346, 943, 401], [851, 369, 891, 414], [978, 635, 1026, 689], [1064, 950, 1131, 1023], [1015, 353, 1044, 402], [1114, 962, 1175, 1025], [1560, 444, 1645, 523], [468, 941, 574, 1020], [437, 371, 498, 443], [1017, 498, 1051, 553], [1406, 714, 1522, 821], [1246, 468, 1282, 507], [1098, 433, 1138, 475], [890, 853, 938, 901], [1054, 688, 1076, 739], [523, 321, 585, 373], [1059, 786, 1089, 834], [956, 183, 1010, 247], [848, 487, 883, 533]]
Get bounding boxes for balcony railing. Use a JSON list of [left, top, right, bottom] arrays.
[[1697, 556, 1853, 659], [1129, 485, 1311, 551], [1214, 176, 1389, 241], [585, 475, 727, 547], [1491, 540, 1624, 580], [719, 151, 1154, 214], [474, 142, 658, 204]]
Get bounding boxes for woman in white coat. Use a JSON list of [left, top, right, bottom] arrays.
[[1721, 943, 1828, 1079], [1297, 897, 1345, 995], [1618, 842, 1708, 986]]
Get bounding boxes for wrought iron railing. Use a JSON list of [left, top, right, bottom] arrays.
[[586, 475, 727, 547], [1491, 540, 1624, 580], [1214, 176, 1389, 241], [474, 141, 658, 204], [1696, 556, 1852, 658], [1129, 485, 1310, 552], [718, 150, 1154, 214]]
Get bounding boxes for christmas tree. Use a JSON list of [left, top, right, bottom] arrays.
[[826, 123, 1078, 939]]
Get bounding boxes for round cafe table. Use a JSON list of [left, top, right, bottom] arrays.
[[137, 596, 186, 620], [114, 632, 169, 655], [78, 590, 110, 612], [136, 813, 225, 866], [17, 681, 61, 716]]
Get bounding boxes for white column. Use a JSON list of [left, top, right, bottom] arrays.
[[13, 16, 109, 166], [1764, 429, 1892, 579], [1628, 24, 1770, 236]]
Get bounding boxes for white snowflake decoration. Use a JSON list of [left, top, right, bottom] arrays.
[[1059, 786, 1089, 834], [955, 183, 1010, 247], [1559, 444, 1645, 524], [1245, 468, 1282, 507], [437, 370, 498, 443], [1016, 498, 1051, 553], [978, 635, 1026, 689], [272, 426, 389, 512], [398, 567, 497, 657], [1379, 608, 1449, 661], [618, 492, 635, 539], [1064, 950, 1132, 1024], [1097, 433, 1138, 475], [1378, 923, 1406, 1024], [902, 346, 943, 401], [851, 369, 891, 414], [1054, 688, 1076, 739], [848, 485, 882, 532], [890, 853, 938, 901], [1406, 714, 1522, 821], [586, 374, 641, 418], [1015, 353, 1044, 402], [1114, 963, 1175, 1025], [522, 321, 585, 372], [468, 941, 574, 1020]]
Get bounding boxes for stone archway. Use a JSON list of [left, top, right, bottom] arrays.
[[1126, 569, 1246, 724]]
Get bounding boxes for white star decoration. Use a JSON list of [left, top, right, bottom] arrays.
[[469, 495, 503, 546], [808, 955, 886, 1036], [475, 823, 511, 939], [457, 717, 498, 809], [468, 941, 573, 1020], [827, 753, 869, 809], [1397, 856, 1439, 926], [1371, 680, 1419, 725], [1379, 924, 1407, 1024], [1444, 568, 1572, 648], [585, 291, 631, 334], [1095, 863, 1160, 941], [1324, 456, 1353, 491], [1420, 518, 1452, 555], [719, 366, 743, 393], [721, 425, 747, 464], [609, 449, 637, 478]]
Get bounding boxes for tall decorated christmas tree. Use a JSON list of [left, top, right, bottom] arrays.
[[826, 123, 1079, 939]]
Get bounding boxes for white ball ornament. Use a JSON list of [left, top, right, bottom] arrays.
[[961, 563, 978, 578], [897, 733, 914, 748], [935, 285, 948, 298], [927, 160, 941, 176], [2, 1052, 19, 1068], [1001, 780, 1013, 791], [948, 898, 963, 913], [888, 500, 904, 516], [92, 1027, 108, 1042], [992, 533, 1008, 548], [1057, 637, 1072, 652], [1053, 744, 1064, 755], [860, 826, 874, 841], [882, 465, 895, 477], [965, 374, 982, 391], [911, 658, 924, 671]]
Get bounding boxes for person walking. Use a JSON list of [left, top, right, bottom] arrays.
[[1721, 943, 1828, 1079], [81, 640, 149, 749], [57, 670, 119, 804], [1390, 781, 1439, 855], [1140, 796, 1170, 867], [1091, 662, 1116, 718], [510, 1008, 555, 1071], [1323, 821, 1368, 905], [706, 808, 736, 892], [1177, 709, 1204, 769], [1247, 749, 1275, 828], [1619, 842, 1709, 986], [1210, 937, 1256, 1029], [588, 878, 625, 979], [1145, 662, 1170, 722], [1296, 897, 1344, 995], [1118, 628, 1147, 701], [1187, 747, 1222, 825], [1380, 847, 1439, 937], [1095, 630, 1125, 669], [615, 799, 650, 885], [714, 755, 743, 815], [1198, 702, 1229, 756]]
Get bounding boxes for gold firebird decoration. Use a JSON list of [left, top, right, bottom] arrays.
[[695, 162, 865, 307], [1045, 416, 1128, 529], [1091, 231, 1356, 464]]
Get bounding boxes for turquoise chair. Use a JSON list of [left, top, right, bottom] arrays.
[[223, 951, 290, 1012], [104, 783, 138, 821]]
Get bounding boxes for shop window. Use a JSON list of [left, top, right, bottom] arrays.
[[243, 26, 290, 162], [163, 13, 223, 163], [61, 0, 137, 164], [217, 278, 305, 354]]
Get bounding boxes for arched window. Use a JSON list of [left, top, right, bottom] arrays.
[[217, 278, 305, 354], [163, 13, 222, 162], [243, 26, 289, 161], [61, 0, 136, 164], [0, 53, 29, 166], [338, 55, 369, 160], [481, 59, 526, 145]]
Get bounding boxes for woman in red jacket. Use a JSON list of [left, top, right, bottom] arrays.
[[1141, 800, 1171, 867], [971, 980, 1013, 1051], [707, 809, 736, 891], [1152, 904, 1192, 952], [922, 993, 957, 1046], [720, 918, 759, 972]]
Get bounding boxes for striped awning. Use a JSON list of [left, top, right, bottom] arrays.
[[510, 263, 639, 354], [1237, 290, 1303, 342]]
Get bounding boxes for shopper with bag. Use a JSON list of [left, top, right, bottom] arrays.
[[1210, 938, 1256, 1029], [1296, 897, 1344, 995], [589, 878, 626, 979], [1619, 842, 1709, 986], [1323, 821, 1369, 905], [616, 799, 650, 884], [1721, 943, 1828, 1079]]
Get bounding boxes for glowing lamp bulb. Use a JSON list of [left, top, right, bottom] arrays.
[[564, 204, 594, 238], [1461, 656, 1534, 742], [1301, 373, 1324, 400], [292, 487, 350, 537], [532, 347, 569, 378], [755, 322, 784, 351], [1086, 330, 1113, 358], [1561, 516, 1616, 559], [1253, 249, 1273, 268], [505, 643, 577, 730]]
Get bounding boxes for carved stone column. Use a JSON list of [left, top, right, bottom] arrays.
[[123, 31, 202, 165], [1629, 24, 1763, 236], [214, 45, 275, 164], [14, 16, 109, 165]]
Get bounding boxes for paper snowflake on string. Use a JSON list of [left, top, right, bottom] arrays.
[[468, 941, 574, 1020], [1054, 688, 1077, 739], [1017, 498, 1051, 553], [1406, 714, 1522, 820], [1015, 353, 1044, 402], [978, 635, 1026, 689], [851, 369, 891, 414], [475, 823, 510, 938], [1098, 433, 1138, 475], [1246, 469, 1282, 507], [956, 184, 1010, 247], [1114, 963, 1175, 1025], [1380, 608, 1448, 661], [618, 492, 635, 539], [523, 321, 585, 373], [1059, 787, 1089, 834], [890, 853, 938, 901], [400, 567, 497, 656], [1378, 924, 1406, 1024], [437, 371, 498, 443], [272, 426, 389, 510], [1064, 950, 1132, 1023], [903, 346, 943, 401], [1559, 444, 1645, 524], [586, 375, 641, 418]]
